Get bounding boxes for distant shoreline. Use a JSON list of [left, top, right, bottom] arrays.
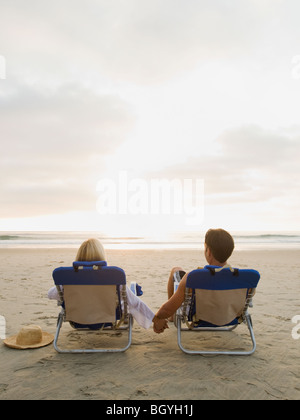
[[1, 231, 300, 251]]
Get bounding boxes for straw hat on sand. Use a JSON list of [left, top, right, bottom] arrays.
[[3, 325, 54, 349]]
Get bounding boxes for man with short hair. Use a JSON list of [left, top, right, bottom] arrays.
[[153, 228, 235, 333]]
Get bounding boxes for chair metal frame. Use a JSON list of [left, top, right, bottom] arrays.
[[52, 261, 133, 354], [175, 266, 260, 356]]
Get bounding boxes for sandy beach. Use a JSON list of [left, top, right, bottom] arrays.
[[0, 246, 299, 400]]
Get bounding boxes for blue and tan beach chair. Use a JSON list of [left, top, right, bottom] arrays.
[[175, 265, 260, 356], [52, 261, 133, 353]]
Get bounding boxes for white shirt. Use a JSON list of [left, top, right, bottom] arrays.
[[48, 285, 154, 329]]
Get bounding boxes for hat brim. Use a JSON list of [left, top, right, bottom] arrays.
[[3, 331, 54, 350]]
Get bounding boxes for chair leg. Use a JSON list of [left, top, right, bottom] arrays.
[[53, 313, 133, 354], [244, 313, 256, 355], [177, 315, 257, 356], [53, 312, 64, 353]]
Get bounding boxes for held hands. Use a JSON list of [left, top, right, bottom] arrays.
[[153, 315, 169, 334]]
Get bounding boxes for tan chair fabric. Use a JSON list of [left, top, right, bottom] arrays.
[[64, 285, 117, 324], [195, 288, 248, 326]]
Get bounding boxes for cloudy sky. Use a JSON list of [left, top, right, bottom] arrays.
[[0, 0, 300, 236]]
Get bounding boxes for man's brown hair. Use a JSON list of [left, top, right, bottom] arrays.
[[205, 228, 234, 263]]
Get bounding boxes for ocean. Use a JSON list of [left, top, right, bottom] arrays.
[[0, 231, 300, 250]]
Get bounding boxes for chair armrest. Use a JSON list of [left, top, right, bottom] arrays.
[[130, 282, 143, 296], [130, 282, 138, 296]]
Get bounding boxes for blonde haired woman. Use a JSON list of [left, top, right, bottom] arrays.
[[75, 238, 106, 262], [48, 238, 166, 331]]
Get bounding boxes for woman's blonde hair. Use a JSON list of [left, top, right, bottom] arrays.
[[76, 238, 106, 262]]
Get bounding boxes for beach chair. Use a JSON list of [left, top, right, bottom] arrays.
[[175, 265, 260, 356], [52, 261, 133, 353]]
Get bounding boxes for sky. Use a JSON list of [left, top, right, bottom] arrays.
[[0, 0, 300, 237]]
